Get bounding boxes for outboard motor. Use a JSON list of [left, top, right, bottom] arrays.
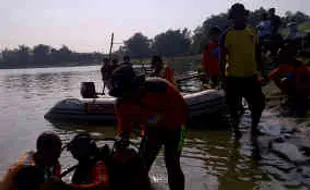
[[80, 82, 97, 98]]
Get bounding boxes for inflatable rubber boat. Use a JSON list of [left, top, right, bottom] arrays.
[[44, 88, 225, 124]]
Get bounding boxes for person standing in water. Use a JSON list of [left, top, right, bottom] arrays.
[[108, 65, 187, 190], [150, 55, 175, 84], [100, 58, 110, 95], [202, 26, 221, 89], [220, 3, 265, 139]]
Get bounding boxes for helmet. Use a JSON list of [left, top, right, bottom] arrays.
[[108, 65, 145, 98]]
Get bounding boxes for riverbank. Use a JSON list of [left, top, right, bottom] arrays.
[[0, 61, 100, 69], [0, 55, 203, 71]]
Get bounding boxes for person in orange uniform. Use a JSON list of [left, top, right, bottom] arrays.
[[67, 133, 109, 190], [108, 65, 187, 190], [0, 131, 62, 190], [268, 44, 310, 97], [37, 133, 110, 190], [202, 26, 222, 88], [150, 55, 175, 84]]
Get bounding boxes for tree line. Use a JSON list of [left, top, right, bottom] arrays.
[[0, 44, 103, 68], [118, 7, 310, 58], [0, 7, 309, 68]]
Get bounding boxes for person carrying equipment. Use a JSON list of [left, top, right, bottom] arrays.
[[0, 131, 62, 190], [220, 3, 266, 139], [150, 55, 175, 84], [202, 26, 221, 88], [108, 65, 187, 190]]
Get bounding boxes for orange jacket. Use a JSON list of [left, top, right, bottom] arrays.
[[268, 63, 310, 85], [116, 78, 187, 135], [163, 66, 174, 84], [71, 161, 109, 190], [0, 152, 61, 190], [151, 65, 175, 84], [202, 41, 220, 76]]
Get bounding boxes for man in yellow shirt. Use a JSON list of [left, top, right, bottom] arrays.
[[220, 3, 265, 139]]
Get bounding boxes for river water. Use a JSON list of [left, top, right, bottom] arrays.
[[0, 66, 309, 190]]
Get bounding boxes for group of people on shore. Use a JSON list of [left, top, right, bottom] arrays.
[[203, 3, 310, 119], [1, 3, 310, 190]]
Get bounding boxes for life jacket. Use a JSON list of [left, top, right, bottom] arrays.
[[71, 161, 109, 190], [163, 65, 174, 84], [153, 64, 175, 84], [116, 78, 187, 136], [0, 152, 60, 190], [202, 41, 220, 76]]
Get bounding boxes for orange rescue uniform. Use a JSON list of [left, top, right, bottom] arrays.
[[71, 161, 109, 190], [116, 78, 187, 135], [202, 41, 220, 77], [0, 152, 61, 190]]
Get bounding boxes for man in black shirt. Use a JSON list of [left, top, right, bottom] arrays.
[[269, 8, 282, 36]]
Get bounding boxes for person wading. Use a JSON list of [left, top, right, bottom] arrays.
[[108, 65, 187, 190], [150, 55, 175, 85], [100, 58, 110, 95], [202, 26, 222, 89], [220, 3, 266, 139]]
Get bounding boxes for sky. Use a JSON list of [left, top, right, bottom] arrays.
[[0, 0, 309, 53]]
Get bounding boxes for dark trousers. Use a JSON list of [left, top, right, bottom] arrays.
[[139, 127, 185, 190], [225, 76, 265, 135], [210, 75, 220, 87]]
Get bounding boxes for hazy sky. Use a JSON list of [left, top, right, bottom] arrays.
[[1, 0, 309, 52]]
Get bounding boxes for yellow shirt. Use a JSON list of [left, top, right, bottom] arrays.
[[221, 26, 259, 77]]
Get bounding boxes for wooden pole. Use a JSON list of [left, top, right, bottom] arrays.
[[108, 33, 114, 61]]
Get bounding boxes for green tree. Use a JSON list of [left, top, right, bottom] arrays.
[[17, 45, 31, 65], [124, 33, 152, 58], [153, 28, 191, 57], [33, 44, 51, 64]]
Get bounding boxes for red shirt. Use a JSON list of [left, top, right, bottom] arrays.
[[268, 63, 310, 85], [116, 78, 187, 135], [202, 41, 220, 76], [164, 66, 174, 84]]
